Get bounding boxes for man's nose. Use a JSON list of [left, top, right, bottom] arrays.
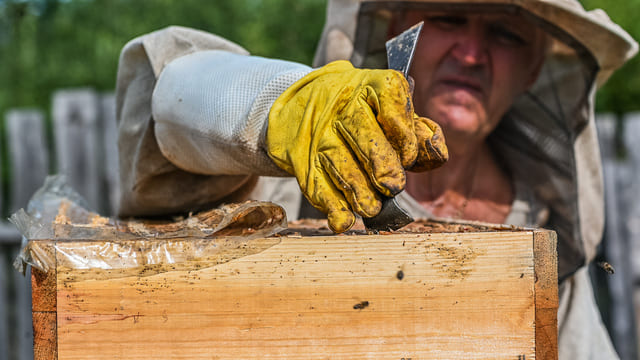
[[451, 28, 488, 66]]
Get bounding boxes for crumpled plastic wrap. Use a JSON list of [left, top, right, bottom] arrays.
[[13, 175, 288, 274]]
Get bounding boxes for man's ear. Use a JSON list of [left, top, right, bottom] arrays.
[[524, 34, 550, 90], [524, 61, 543, 90]]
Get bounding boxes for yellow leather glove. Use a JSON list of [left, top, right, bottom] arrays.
[[267, 60, 447, 233], [411, 114, 448, 172]]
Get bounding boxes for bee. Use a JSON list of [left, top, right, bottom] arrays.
[[353, 301, 369, 310], [597, 261, 615, 274]]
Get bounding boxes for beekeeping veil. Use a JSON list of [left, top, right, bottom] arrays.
[[313, 0, 638, 281]]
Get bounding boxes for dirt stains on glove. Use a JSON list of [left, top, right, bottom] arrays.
[[410, 115, 449, 172], [267, 60, 447, 233]]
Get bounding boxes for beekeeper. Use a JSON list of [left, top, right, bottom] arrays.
[[115, 0, 637, 358]]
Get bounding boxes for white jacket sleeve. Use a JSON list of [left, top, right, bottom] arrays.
[[152, 50, 311, 176], [116, 26, 307, 217]]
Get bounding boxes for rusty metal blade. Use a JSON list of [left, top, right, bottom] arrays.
[[362, 21, 424, 232], [362, 196, 414, 232], [385, 21, 424, 77]]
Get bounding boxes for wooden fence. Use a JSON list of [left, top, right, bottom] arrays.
[[595, 113, 640, 360], [0, 89, 639, 359]]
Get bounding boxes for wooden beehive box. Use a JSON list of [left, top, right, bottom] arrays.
[[29, 217, 558, 360]]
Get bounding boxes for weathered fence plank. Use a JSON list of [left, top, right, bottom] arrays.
[[52, 89, 101, 212], [12, 250, 33, 360], [621, 113, 640, 358], [2, 109, 48, 360], [0, 249, 9, 360], [0, 111, 20, 245], [99, 93, 120, 216], [623, 113, 640, 280], [0, 246, 34, 360], [6, 109, 49, 214], [595, 114, 639, 360]]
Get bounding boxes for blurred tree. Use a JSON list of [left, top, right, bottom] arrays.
[[1, 1, 638, 116], [580, 0, 640, 114], [0, 0, 325, 190], [0, 0, 326, 112]]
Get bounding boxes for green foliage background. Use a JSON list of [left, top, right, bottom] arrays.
[[0, 0, 327, 114], [580, 0, 640, 115], [0, 0, 638, 116]]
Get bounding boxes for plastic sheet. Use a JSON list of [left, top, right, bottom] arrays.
[[13, 175, 288, 274]]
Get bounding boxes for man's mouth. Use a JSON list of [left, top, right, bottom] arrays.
[[438, 77, 484, 95]]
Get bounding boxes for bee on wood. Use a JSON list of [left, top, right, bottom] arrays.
[[353, 301, 369, 310]]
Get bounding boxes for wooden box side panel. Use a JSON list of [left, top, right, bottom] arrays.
[[53, 231, 540, 359], [534, 230, 559, 360], [32, 265, 57, 360]]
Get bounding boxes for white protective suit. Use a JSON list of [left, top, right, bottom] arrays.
[[115, 1, 637, 358]]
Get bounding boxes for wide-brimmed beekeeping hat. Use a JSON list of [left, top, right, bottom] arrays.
[[314, 0, 637, 85]]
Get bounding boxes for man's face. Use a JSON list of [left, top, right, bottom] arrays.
[[396, 11, 547, 152]]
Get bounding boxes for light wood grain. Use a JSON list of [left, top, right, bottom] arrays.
[[32, 311, 57, 360], [32, 249, 57, 313], [32, 230, 558, 359], [32, 241, 58, 360], [534, 230, 558, 360]]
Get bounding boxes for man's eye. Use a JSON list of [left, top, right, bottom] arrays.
[[427, 15, 466, 29], [490, 25, 526, 46]]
